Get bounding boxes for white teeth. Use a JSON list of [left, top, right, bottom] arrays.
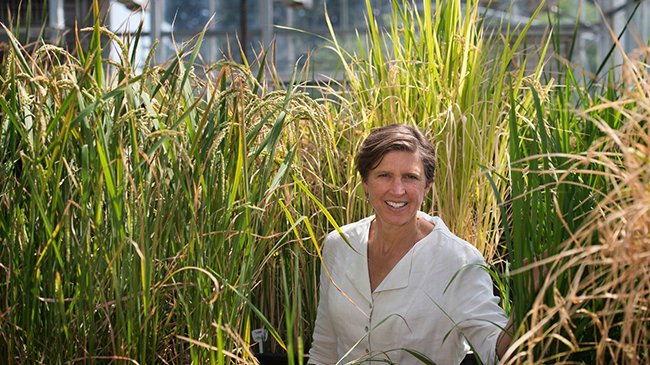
[[386, 201, 407, 208]]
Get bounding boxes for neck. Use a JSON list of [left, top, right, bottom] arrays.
[[370, 215, 421, 254]]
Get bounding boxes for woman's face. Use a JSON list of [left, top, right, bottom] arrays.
[[363, 150, 431, 229]]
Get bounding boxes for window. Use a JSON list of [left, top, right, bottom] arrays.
[[109, 0, 387, 78]]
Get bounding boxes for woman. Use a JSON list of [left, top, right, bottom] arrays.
[[309, 124, 512, 365]]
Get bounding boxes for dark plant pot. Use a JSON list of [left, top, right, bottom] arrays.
[[254, 352, 478, 365]]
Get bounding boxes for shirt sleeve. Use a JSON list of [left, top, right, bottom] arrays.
[[448, 251, 509, 365], [308, 235, 339, 365]]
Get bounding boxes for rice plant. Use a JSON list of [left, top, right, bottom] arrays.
[[2, 0, 649, 364], [312, 1, 648, 363], [492, 8, 650, 364], [317, 0, 550, 262], [0, 3, 328, 362], [500, 53, 650, 363]]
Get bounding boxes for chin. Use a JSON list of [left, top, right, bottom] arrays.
[[378, 211, 417, 225]]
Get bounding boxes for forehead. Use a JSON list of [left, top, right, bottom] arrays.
[[372, 150, 424, 170]]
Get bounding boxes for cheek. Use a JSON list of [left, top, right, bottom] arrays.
[[406, 181, 427, 192], [420, 183, 430, 195]]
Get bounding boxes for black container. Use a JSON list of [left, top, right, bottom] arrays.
[[254, 352, 478, 365]]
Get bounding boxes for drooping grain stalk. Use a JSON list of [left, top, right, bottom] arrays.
[[320, 0, 547, 262], [502, 90, 650, 364], [0, 7, 328, 362], [495, 14, 650, 364]]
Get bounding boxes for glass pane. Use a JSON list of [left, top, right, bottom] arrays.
[[213, 0, 241, 31], [110, 2, 150, 33], [162, 0, 259, 33], [1, 0, 46, 26], [290, 0, 342, 28], [272, 32, 362, 78], [160, 35, 216, 62], [159, 33, 261, 64], [165, 0, 212, 33], [109, 2, 152, 73], [364, 0, 392, 28]]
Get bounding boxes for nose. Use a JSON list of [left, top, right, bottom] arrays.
[[390, 178, 406, 195]]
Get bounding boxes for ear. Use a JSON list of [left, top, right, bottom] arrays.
[[424, 182, 432, 194]]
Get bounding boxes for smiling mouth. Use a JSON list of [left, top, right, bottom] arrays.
[[386, 201, 407, 208]]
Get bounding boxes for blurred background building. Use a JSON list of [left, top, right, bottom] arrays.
[[1, 0, 649, 80]]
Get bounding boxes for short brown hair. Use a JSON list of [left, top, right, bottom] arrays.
[[355, 124, 437, 185]]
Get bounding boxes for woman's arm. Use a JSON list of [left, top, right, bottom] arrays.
[[496, 254, 548, 360], [496, 316, 514, 359]]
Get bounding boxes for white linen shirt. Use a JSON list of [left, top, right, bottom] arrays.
[[308, 213, 508, 365]]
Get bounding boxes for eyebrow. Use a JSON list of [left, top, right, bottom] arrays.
[[372, 169, 422, 177]]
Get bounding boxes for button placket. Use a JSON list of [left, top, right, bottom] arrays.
[[366, 294, 375, 355]]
